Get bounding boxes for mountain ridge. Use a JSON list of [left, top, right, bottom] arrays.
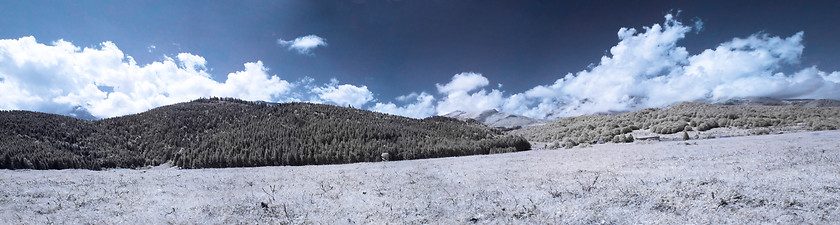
[[443, 109, 544, 130]]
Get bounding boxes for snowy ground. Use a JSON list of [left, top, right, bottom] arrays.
[[2, 131, 839, 224]]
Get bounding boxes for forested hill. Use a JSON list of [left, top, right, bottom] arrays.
[[0, 98, 530, 170], [512, 101, 840, 148]]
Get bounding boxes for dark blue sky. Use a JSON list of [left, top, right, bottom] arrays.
[[1, 0, 838, 110]]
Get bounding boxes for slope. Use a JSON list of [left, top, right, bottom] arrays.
[[512, 101, 840, 148], [0, 98, 530, 170]]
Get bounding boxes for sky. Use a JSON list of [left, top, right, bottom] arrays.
[[0, 0, 839, 119]]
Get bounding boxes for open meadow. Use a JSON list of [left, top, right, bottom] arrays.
[[2, 130, 839, 224]]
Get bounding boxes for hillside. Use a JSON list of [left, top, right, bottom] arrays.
[[716, 97, 840, 107], [443, 109, 544, 130], [512, 101, 840, 148], [0, 98, 530, 170]]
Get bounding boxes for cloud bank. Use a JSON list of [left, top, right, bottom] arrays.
[[277, 35, 327, 55], [434, 72, 504, 115], [371, 14, 840, 119], [0, 36, 369, 118], [370, 92, 437, 119], [2, 14, 839, 120], [312, 78, 374, 107]]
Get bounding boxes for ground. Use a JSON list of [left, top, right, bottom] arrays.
[[1, 130, 839, 224]]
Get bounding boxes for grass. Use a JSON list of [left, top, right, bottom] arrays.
[[1, 130, 838, 224]]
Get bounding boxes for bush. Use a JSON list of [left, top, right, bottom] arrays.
[[697, 121, 718, 131], [651, 121, 687, 134], [624, 134, 634, 143]]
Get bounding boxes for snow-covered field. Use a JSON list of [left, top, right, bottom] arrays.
[[2, 131, 839, 224]]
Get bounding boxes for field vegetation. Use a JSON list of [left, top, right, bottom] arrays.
[[2, 131, 837, 224]]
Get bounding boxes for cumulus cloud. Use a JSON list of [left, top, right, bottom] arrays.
[[435, 72, 489, 94], [430, 72, 504, 114], [367, 72, 506, 117], [395, 92, 420, 102], [0, 36, 293, 118], [529, 14, 840, 117], [5, 14, 840, 121], [370, 92, 436, 118], [277, 35, 327, 55], [312, 79, 374, 107], [376, 14, 840, 119], [524, 14, 838, 118]]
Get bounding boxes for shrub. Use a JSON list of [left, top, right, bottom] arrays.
[[697, 121, 718, 131]]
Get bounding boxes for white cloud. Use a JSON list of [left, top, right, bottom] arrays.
[[216, 61, 293, 101], [546, 16, 834, 117], [435, 72, 489, 94], [176, 53, 207, 73], [370, 92, 436, 118], [277, 35, 327, 55], [503, 14, 839, 118], [825, 71, 840, 83], [432, 72, 506, 115], [0, 36, 293, 118], [379, 14, 840, 120], [369, 72, 509, 118], [395, 92, 419, 102], [693, 18, 704, 34], [4, 14, 840, 121], [312, 79, 373, 107], [437, 89, 505, 115]]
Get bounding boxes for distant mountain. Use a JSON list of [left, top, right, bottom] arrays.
[[0, 98, 530, 170], [443, 109, 544, 130], [64, 106, 99, 120]]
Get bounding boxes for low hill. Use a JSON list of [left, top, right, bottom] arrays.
[[0, 98, 530, 170], [716, 97, 840, 107], [443, 109, 544, 130], [512, 101, 840, 148]]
